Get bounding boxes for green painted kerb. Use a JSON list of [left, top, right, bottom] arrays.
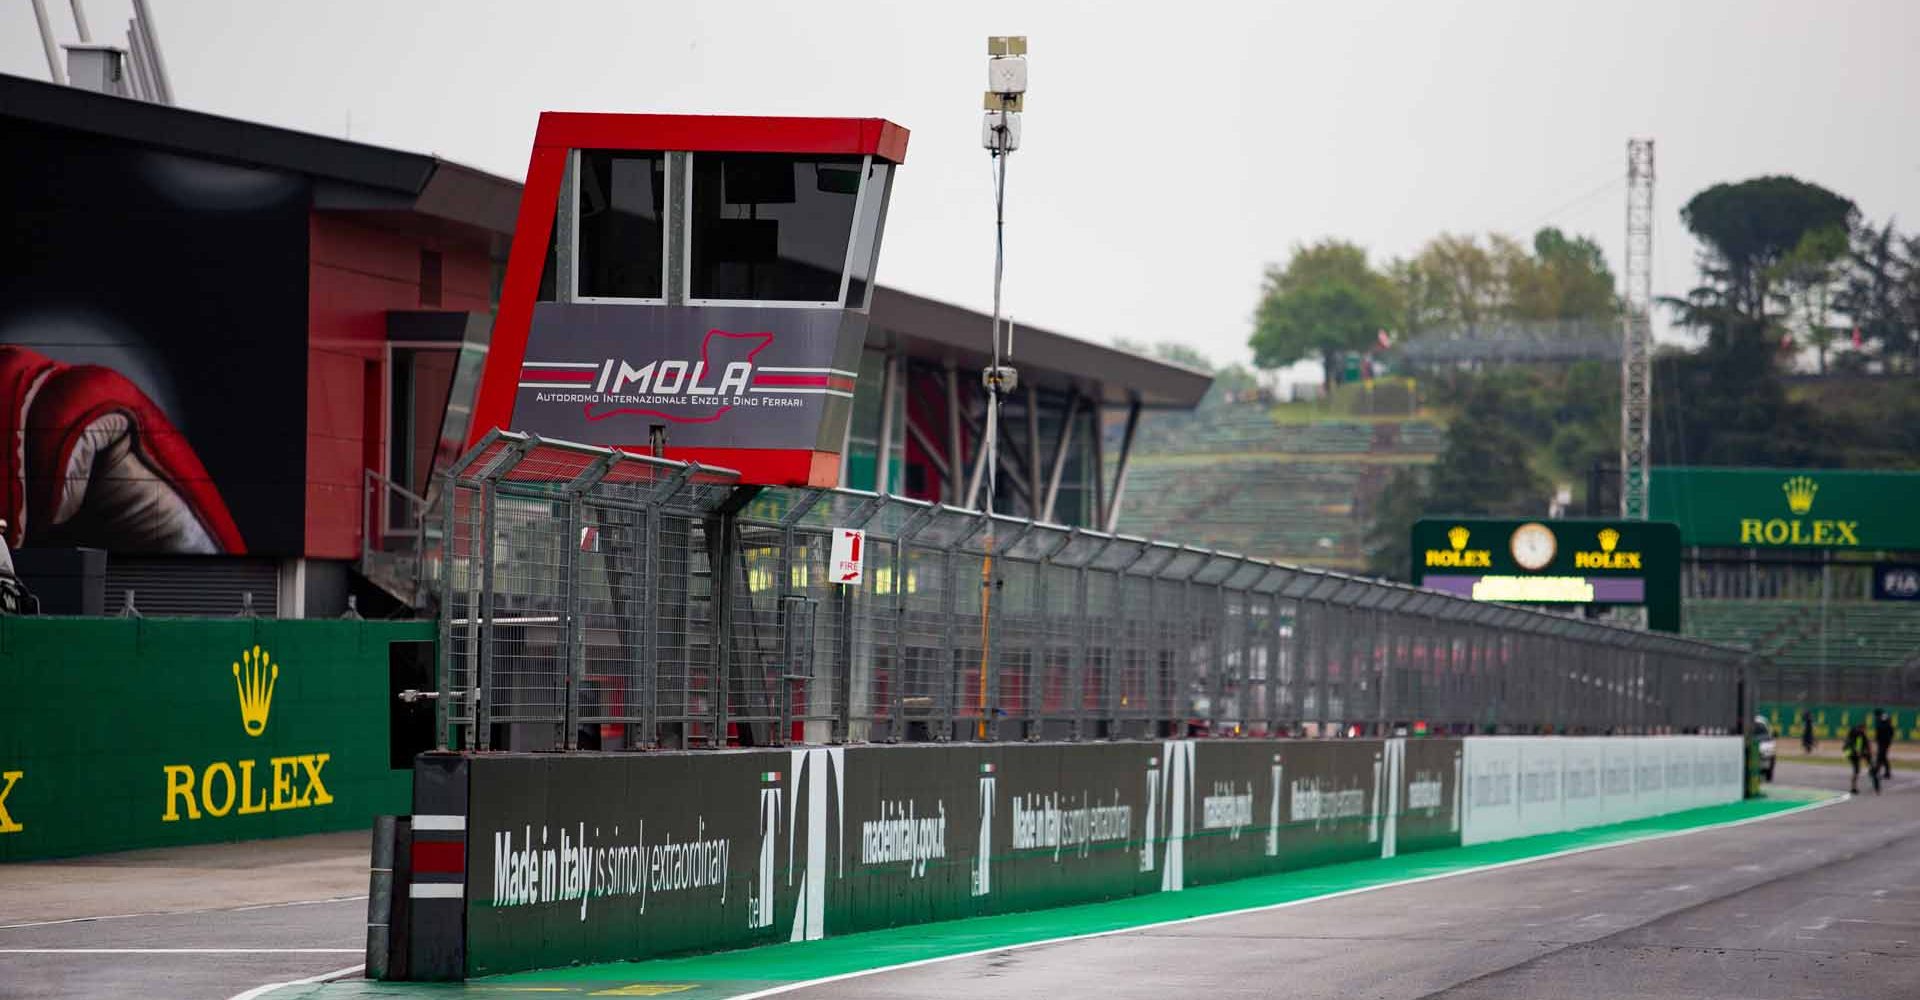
[[269, 790, 1832, 999], [0, 616, 433, 861]]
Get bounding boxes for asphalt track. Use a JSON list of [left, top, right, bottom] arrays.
[[776, 766, 1916, 1000], [0, 831, 369, 1000], [1, 762, 1909, 1000]]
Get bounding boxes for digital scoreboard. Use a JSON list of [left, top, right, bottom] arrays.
[[1410, 518, 1682, 632]]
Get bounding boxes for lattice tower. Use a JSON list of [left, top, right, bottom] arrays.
[[1621, 139, 1654, 520]]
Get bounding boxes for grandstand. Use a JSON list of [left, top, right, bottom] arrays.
[[1110, 390, 1445, 568], [1685, 599, 1920, 706]]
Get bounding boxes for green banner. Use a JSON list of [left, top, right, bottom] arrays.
[[1651, 467, 1920, 551], [0, 617, 430, 861], [1759, 703, 1920, 744]]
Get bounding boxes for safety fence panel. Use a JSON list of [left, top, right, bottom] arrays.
[[435, 433, 1754, 752]]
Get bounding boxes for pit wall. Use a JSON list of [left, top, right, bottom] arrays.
[[1459, 736, 1744, 846], [0, 617, 432, 861], [409, 735, 1740, 979]]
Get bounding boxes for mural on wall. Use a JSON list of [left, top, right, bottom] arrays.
[[0, 119, 311, 555]]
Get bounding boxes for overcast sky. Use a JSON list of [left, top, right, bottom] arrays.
[[7, 0, 1918, 366]]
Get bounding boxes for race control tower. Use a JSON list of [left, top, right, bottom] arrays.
[[468, 113, 908, 486]]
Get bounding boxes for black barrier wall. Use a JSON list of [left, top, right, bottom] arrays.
[[433, 738, 1461, 977]]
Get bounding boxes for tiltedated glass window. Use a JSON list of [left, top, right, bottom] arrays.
[[577, 151, 665, 300], [843, 162, 893, 310], [688, 154, 862, 304]]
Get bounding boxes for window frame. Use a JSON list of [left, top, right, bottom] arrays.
[[569, 148, 672, 306], [681, 152, 874, 310]]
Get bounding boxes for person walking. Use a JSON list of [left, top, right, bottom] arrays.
[[1801, 710, 1817, 755], [1874, 709, 1895, 781], [1845, 722, 1880, 795]]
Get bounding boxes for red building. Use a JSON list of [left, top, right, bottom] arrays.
[[0, 71, 1206, 617]]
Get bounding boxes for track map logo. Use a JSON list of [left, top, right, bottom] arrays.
[[518, 329, 854, 427]]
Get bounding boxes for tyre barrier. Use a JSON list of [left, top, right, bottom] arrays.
[[379, 735, 1741, 980]]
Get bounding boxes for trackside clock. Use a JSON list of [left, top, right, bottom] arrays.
[[1509, 522, 1557, 571]]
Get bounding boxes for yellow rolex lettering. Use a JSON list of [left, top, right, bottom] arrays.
[[1623, 552, 1640, 568], [1739, 519, 1763, 544], [1574, 552, 1594, 569], [237, 760, 269, 815], [299, 754, 333, 806], [1763, 520, 1789, 545], [270, 756, 300, 810], [0, 770, 22, 834], [201, 762, 238, 818], [163, 765, 200, 821], [1836, 521, 1858, 545], [1789, 520, 1809, 545]]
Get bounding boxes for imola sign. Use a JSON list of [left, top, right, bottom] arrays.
[[465, 112, 910, 488]]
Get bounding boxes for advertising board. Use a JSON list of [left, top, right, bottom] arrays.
[[1458, 737, 1743, 847], [0, 617, 429, 860], [1410, 519, 1682, 631], [1650, 467, 1920, 551], [456, 737, 1461, 976]]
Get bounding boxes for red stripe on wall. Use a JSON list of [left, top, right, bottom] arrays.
[[412, 839, 466, 875], [753, 374, 831, 387]]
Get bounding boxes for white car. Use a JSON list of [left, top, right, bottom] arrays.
[[1753, 715, 1777, 782]]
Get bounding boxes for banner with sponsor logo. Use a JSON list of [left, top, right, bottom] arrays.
[[443, 735, 1741, 978], [0, 617, 428, 861], [1650, 467, 1920, 551], [457, 738, 1462, 977], [1410, 518, 1683, 632], [1458, 737, 1742, 846]]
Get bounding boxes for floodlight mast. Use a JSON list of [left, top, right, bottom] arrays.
[[978, 35, 1026, 738]]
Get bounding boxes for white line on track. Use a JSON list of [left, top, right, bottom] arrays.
[[229, 964, 367, 1000], [0, 895, 368, 930], [722, 794, 1844, 1000], [0, 948, 363, 954]]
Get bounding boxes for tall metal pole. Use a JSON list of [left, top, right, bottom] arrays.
[[1621, 139, 1655, 521], [30, 0, 66, 84]]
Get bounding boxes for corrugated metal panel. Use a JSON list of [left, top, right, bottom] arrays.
[[105, 558, 280, 617]]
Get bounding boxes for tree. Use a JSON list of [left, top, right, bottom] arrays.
[[1425, 378, 1548, 516], [1837, 220, 1919, 374], [1769, 225, 1849, 374], [1364, 467, 1426, 581], [1508, 227, 1618, 322], [1411, 234, 1509, 329], [1679, 176, 1858, 323], [1249, 240, 1400, 380]]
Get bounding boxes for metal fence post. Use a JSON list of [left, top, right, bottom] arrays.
[[476, 479, 497, 751]]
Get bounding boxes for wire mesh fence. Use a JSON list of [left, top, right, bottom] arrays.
[[433, 432, 1752, 751]]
